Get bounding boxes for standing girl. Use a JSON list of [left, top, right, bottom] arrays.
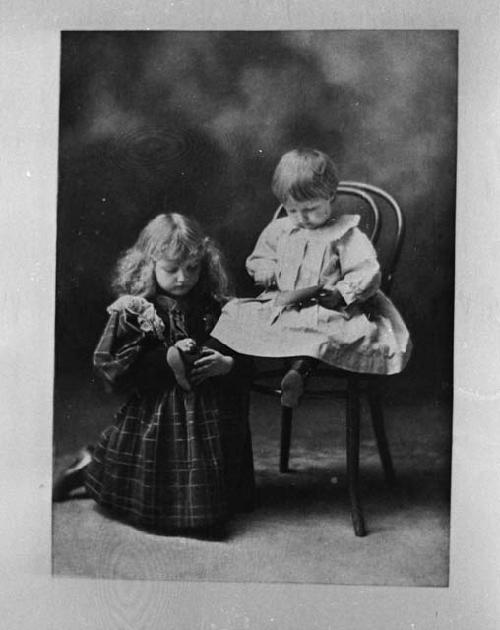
[[53, 213, 255, 539], [211, 148, 412, 407]]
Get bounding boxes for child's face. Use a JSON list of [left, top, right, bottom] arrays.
[[283, 196, 334, 229], [155, 256, 201, 296]]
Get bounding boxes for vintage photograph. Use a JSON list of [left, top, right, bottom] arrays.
[[52, 30, 456, 585]]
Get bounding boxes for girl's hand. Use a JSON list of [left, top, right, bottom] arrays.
[[190, 348, 234, 385], [317, 288, 344, 310], [175, 338, 197, 354], [253, 269, 275, 288]]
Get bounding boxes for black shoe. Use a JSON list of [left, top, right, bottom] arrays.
[[167, 345, 202, 391], [52, 446, 93, 502], [280, 358, 318, 408]]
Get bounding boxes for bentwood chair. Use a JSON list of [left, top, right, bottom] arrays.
[[251, 182, 406, 537]]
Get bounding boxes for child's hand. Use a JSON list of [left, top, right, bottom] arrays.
[[190, 348, 234, 385], [253, 269, 275, 288], [175, 338, 197, 354], [317, 288, 344, 310]]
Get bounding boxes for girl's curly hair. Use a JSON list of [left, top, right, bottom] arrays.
[[111, 213, 233, 302]]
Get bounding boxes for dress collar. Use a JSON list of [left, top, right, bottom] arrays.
[[155, 287, 209, 313], [155, 293, 180, 311], [286, 213, 360, 238]]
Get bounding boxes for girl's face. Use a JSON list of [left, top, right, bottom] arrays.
[[154, 256, 201, 297], [283, 196, 335, 229]]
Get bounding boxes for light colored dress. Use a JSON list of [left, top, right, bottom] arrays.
[[211, 214, 412, 375]]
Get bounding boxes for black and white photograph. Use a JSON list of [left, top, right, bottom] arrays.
[[2, 2, 500, 627], [52, 30, 455, 586]]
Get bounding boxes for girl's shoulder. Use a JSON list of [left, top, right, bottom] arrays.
[[107, 294, 154, 315], [106, 295, 166, 338]]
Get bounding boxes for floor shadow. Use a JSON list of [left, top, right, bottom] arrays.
[[254, 464, 450, 519]]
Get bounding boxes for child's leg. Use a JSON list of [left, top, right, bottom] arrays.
[[52, 445, 94, 502], [280, 357, 319, 408]]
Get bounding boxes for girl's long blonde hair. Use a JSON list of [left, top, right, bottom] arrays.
[[111, 213, 232, 302]]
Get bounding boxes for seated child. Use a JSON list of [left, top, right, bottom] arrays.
[[210, 148, 412, 407]]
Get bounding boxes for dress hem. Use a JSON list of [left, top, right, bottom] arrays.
[[211, 332, 412, 376]]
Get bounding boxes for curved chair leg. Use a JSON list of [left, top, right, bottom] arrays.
[[367, 382, 396, 486], [280, 406, 293, 473], [346, 378, 366, 536]]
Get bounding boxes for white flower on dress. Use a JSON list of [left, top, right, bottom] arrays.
[[108, 295, 165, 340]]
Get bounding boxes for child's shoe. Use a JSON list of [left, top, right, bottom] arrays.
[[52, 446, 93, 502], [280, 358, 318, 408], [167, 345, 201, 391]]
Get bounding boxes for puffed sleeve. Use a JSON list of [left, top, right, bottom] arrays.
[[245, 219, 285, 280], [93, 295, 171, 393], [334, 227, 382, 305]]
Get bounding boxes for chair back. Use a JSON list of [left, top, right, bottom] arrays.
[[272, 182, 405, 294]]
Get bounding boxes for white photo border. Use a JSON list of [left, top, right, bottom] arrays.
[[1, 1, 499, 628]]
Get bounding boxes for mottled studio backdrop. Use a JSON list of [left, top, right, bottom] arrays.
[[56, 31, 456, 399]]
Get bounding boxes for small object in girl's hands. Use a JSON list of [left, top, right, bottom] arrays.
[[166, 343, 201, 391], [190, 347, 235, 385]]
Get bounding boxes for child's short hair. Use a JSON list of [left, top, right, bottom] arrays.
[[112, 213, 232, 301], [271, 148, 339, 203]]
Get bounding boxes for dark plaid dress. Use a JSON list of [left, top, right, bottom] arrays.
[[85, 291, 255, 534]]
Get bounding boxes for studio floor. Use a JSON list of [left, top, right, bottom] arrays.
[[52, 376, 451, 586]]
